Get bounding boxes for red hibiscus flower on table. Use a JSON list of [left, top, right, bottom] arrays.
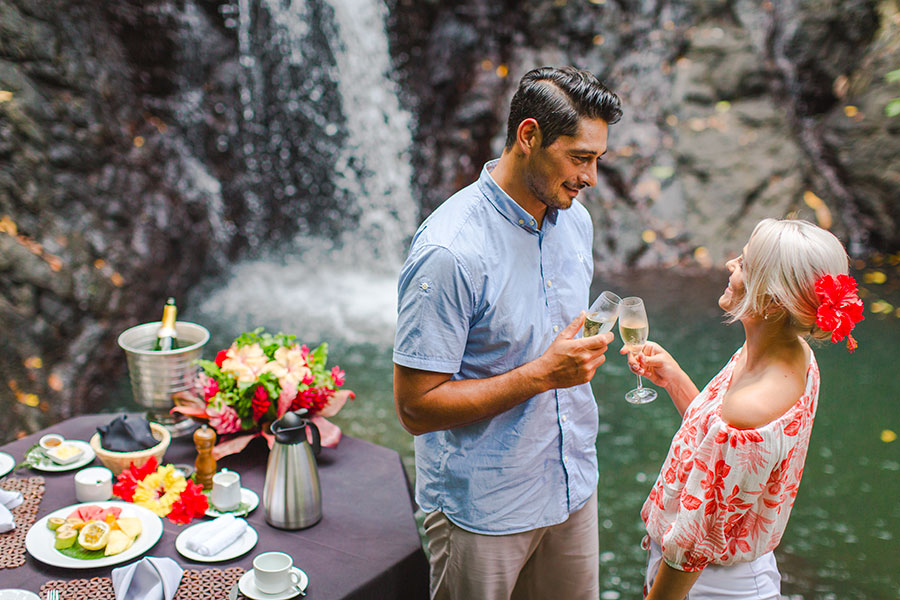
[[814, 274, 864, 352], [112, 456, 208, 524]]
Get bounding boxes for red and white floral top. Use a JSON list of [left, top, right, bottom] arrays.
[[641, 346, 819, 572]]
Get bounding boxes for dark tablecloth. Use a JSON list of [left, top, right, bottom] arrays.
[[0, 414, 429, 599]]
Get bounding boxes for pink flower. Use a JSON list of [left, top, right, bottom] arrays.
[[208, 404, 242, 435], [220, 343, 269, 384], [331, 366, 346, 387], [263, 345, 312, 394], [203, 377, 219, 401]]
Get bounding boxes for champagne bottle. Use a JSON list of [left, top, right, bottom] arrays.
[[152, 297, 179, 351]]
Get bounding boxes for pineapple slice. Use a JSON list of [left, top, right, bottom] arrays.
[[116, 517, 142, 539], [104, 529, 134, 556]]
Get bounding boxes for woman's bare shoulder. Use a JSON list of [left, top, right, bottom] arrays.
[[721, 363, 806, 430]]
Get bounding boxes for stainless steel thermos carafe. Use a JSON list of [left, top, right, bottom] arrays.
[[263, 409, 322, 529]]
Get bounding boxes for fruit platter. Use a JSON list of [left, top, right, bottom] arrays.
[[25, 501, 163, 568]]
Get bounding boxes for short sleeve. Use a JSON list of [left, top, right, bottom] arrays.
[[658, 420, 785, 572], [393, 244, 475, 373]]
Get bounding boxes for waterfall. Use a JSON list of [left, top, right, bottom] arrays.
[[191, 0, 416, 347]]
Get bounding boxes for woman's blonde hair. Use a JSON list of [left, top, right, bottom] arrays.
[[728, 218, 850, 340]]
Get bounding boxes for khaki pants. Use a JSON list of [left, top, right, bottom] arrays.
[[424, 493, 599, 600]]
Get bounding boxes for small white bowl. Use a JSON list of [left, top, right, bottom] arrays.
[[46, 442, 85, 465], [38, 433, 64, 453]]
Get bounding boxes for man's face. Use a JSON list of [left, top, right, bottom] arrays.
[[524, 117, 609, 211]]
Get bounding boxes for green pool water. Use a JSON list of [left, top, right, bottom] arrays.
[[324, 270, 900, 599]]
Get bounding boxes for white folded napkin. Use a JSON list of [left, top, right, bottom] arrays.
[[0, 488, 23, 510], [183, 514, 248, 556], [112, 556, 183, 600], [0, 503, 13, 533]]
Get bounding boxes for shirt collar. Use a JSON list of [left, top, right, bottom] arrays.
[[477, 160, 558, 232]]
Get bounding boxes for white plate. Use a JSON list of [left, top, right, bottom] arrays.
[[238, 567, 308, 600], [0, 591, 40, 600], [25, 501, 163, 569], [0, 452, 14, 478], [29, 440, 95, 472], [175, 521, 258, 562], [205, 488, 259, 518]]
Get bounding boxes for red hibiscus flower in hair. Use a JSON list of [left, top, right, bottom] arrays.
[[815, 274, 864, 352]]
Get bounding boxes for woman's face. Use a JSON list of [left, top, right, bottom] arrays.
[[719, 244, 748, 312]]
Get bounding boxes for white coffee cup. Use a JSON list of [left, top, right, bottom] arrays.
[[253, 551, 302, 594], [74, 467, 113, 503], [211, 469, 242, 512]]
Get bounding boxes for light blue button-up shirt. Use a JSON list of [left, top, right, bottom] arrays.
[[393, 160, 599, 534]]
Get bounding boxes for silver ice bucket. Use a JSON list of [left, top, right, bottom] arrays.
[[117, 321, 210, 437]]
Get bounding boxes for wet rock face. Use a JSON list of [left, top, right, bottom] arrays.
[[387, 0, 893, 267], [0, 0, 894, 438]]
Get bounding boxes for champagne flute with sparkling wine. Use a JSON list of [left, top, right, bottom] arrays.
[[619, 296, 657, 404], [583, 291, 622, 337]]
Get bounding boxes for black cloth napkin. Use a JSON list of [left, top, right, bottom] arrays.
[[97, 415, 159, 452]]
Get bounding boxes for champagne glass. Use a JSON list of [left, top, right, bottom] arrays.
[[619, 296, 657, 404], [583, 291, 622, 337]]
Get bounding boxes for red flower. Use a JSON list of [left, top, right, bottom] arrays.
[[215, 349, 229, 367], [815, 274, 864, 351], [252, 385, 272, 422], [112, 473, 138, 502], [166, 479, 209, 524]]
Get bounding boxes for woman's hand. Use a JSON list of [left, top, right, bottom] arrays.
[[620, 342, 699, 416], [620, 341, 678, 388]]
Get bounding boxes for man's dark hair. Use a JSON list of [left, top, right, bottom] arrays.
[[504, 66, 623, 150]]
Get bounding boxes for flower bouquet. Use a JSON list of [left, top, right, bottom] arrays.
[[112, 456, 208, 524], [172, 328, 353, 459]]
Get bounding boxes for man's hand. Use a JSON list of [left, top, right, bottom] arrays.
[[531, 312, 614, 390]]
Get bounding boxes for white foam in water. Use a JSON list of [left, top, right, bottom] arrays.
[[195, 250, 400, 346]]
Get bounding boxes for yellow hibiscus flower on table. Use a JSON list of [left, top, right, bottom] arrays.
[[131, 464, 188, 516]]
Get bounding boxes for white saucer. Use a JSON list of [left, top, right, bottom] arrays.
[[238, 567, 308, 600], [28, 440, 95, 472], [205, 488, 259, 518], [175, 521, 258, 562], [0, 452, 14, 478], [0, 590, 40, 600]]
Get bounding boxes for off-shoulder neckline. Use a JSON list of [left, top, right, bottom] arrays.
[[709, 344, 818, 432]]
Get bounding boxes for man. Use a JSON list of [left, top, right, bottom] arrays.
[[393, 66, 623, 600]]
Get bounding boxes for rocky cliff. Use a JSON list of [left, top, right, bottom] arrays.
[[0, 0, 897, 438]]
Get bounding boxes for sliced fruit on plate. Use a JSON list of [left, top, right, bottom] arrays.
[[116, 517, 142, 539], [46, 517, 65, 531], [78, 521, 111, 551], [54, 525, 77, 549], [104, 529, 134, 556], [68, 505, 122, 523]]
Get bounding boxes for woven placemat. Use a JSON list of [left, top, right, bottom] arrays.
[[41, 567, 246, 599], [0, 475, 46, 569]]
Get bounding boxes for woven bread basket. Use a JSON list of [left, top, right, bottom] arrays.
[[89, 422, 171, 475]]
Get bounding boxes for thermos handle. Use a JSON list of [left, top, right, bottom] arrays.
[[307, 421, 321, 456]]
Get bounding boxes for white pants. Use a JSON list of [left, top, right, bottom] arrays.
[[644, 539, 781, 599]]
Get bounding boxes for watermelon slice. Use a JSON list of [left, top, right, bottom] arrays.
[[67, 505, 123, 523]]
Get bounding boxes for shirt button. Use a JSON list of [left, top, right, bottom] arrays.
[[561, 415, 567, 422], [420, 282, 429, 290], [553, 325, 559, 332], [546, 281, 552, 287], [563, 455, 569, 463], [518, 219, 525, 225]]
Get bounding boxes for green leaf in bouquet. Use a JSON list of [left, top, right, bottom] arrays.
[[308, 343, 329, 369]]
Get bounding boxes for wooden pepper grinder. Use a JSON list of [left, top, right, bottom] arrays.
[[194, 424, 217, 491]]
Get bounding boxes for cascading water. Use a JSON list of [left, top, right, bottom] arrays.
[[190, 0, 417, 347]]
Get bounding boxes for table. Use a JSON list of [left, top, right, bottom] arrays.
[[0, 414, 429, 599]]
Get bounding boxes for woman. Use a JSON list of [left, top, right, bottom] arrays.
[[627, 219, 864, 599]]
